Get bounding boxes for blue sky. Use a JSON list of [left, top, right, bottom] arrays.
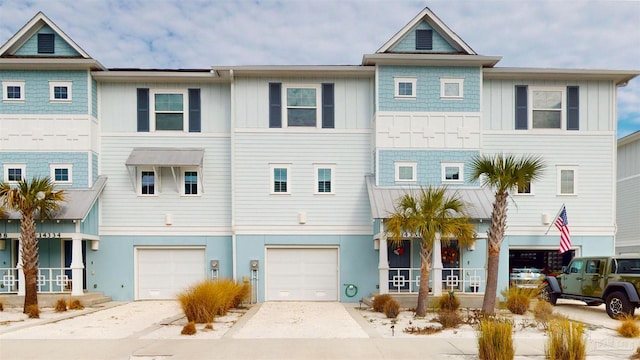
[[1, 0, 638, 138]]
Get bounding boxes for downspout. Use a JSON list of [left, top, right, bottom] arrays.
[[230, 69, 237, 281]]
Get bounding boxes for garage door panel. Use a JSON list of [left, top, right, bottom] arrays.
[[137, 248, 206, 300]]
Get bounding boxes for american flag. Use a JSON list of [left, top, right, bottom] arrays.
[[555, 206, 571, 254]]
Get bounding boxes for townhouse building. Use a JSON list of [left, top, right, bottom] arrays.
[[616, 130, 640, 255], [1, 8, 637, 303]]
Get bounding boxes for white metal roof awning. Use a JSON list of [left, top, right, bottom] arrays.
[[365, 175, 494, 220], [125, 148, 205, 192]]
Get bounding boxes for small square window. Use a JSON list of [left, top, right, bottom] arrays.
[[395, 162, 416, 182], [50, 164, 72, 184], [394, 77, 417, 99], [270, 164, 291, 194], [516, 181, 532, 195], [440, 79, 464, 99], [441, 163, 464, 183], [4, 164, 25, 183], [139, 169, 157, 195], [3, 81, 25, 101], [315, 165, 335, 194], [183, 170, 199, 195], [557, 167, 577, 195], [49, 81, 72, 102]]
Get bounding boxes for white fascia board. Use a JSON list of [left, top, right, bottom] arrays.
[[0, 58, 105, 70], [91, 71, 229, 83], [213, 66, 375, 78], [362, 53, 501, 67], [484, 67, 640, 86]]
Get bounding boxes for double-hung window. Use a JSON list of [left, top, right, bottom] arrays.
[[442, 163, 464, 183], [3, 81, 25, 101], [153, 91, 186, 131], [314, 164, 335, 194], [395, 162, 416, 182], [139, 169, 157, 196], [515, 85, 579, 130], [4, 164, 25, 183], [557, 166, 577, 195], [532, 88, 564, 129], [285, 86, 320, 127], [394, 77, 417, 99], [270, 164, 290, 194], [50, 164, 72, 184], [49, 81, 72, 102], [440, 78, 464, 99]]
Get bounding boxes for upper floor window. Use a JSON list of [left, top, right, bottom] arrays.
[[532, 88, 564, 129], [139, 169, 157, 196], [394, 77, 417, 99], [2, 81, 25, 101], [516, 180, 532, 195], [442, 162, 464, 183], [285, 86, 320, 127], [153, 91, 186, 131], [269, 83, 334, 129], [314, 164, 334, 194], [49, 81, 72, 102], [515, 85, 579, 131], [270, 164, 290, 194], [38, 33, 55, 54], [440, 78, 463, 99], [4, 164, 25, 183], [50, 164, 72, 184], [557, 166, 577, 195], [136, 88, 200, 133], [395, 162, 416, 182], [183, 170, 200, 196]]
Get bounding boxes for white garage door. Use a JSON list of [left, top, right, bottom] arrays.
[[136, 248, 206, 300], [266, 247, 338, 301]]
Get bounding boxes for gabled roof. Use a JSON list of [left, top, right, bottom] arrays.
[[376, 7, 476, 55]]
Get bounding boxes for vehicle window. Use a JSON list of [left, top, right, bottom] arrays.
[[585, 260, 600, 274], [617, 260, 640, 274], [568, 260, 583, 274]]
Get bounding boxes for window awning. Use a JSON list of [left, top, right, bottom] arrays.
[[365, 175, 494, 220], [125, 148, 204, 167]]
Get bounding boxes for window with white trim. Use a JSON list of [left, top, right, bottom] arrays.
[[182, 169, 200, 196], [3, 164, 25, 183], [531, 87, 565, 129], [49, 81, 72, 101], [50, 164, 72, 184], [151, 90, 187, 131], [314, 164, 334, 194], [270, 164, 290, 194], [394, 77, 417, 98], [440, 78, 464, 99], [2, 81, 25, 101], [395, 162, 416, 182], [139, 168, 158, 196], [516, 180, 532, 195], [557, 166, 577, 195], [284, 85, 320, 127], [442, 163, 464, 183]]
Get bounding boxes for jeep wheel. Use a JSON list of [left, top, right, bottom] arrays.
[[605, 291, 635, 319], [539, 285, 558, 305]]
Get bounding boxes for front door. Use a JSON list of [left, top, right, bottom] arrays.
[[388, 240, 411, 292], [64, 240, 87, 290], [561, 258, 584, 295]]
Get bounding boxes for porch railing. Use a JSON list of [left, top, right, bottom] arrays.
[[0, 267, 72, 294], [388, 267, 486, 294]]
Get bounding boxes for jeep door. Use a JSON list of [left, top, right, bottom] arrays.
[[581, 258, 605, 297], [562, 259, 585, 294]]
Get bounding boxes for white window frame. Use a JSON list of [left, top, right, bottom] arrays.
[[557, 166, 577, 196], [150, 89, 188, 132], [440, 78, 464, 99], [3, 164, 25, 183], [283, 84, 321, 128], [2, 81, 25, 101], [270, 163, 291, 195], [50, 164, 73, 184], [314, 164, 335, 195], [395, 162, 417, 182], [394, 77, 417, 99], [530, 86, 566, 130], [138, 167, 159, 196], [181, 168, 201, 196], [49, 81, 72, 102], [441, 162, 464, 183], [515, 180, 534, 196]]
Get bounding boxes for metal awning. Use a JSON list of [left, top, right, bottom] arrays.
[[125, 148, 205, 192], [4, 176, 107, 221], [365, 175, 494, 220]]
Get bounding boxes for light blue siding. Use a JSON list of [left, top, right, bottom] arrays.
[[378, 66, 480, 112], [14, 25, 81, 57], [0, 151, 90, 188], [92, 152, 98, 186], [378, 149, 479, 186], [390, 21, 457, 53], [0, 70, 88, 114], [91, 78, 98, 118], [80, 201, 99, 236]]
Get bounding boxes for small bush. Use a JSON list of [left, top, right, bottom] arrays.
[[533, 300, 554, 329], [437, 309, 462, 329], [383, 298, 400, 318], [502, 286, 537, 315], [477, 317, 514, 360], [68, 299, 84, 310], [404, 326, 442, 335], [617, 316, 640, 338], [0, 301, 4, 311], [232, 282, 251, 308], [546, 318, 586, 360], [25, 304, 40, 318], [181, 321, 197, 335], [437, 291, 460, 311], [178, 279, 248, 323], [54, 299, 68, 312], [204, 323, 214, 330], [372, 294, 393, 313]]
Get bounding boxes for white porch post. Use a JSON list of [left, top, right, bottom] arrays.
[[17, 239, 25, 296], [70, 234, 84, 296], [378, 223, 389, 295], [432, 234, 443, 297]]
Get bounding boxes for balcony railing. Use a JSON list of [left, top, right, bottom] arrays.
[[0, 267, 72, 294], [388, 267, 485, 294]]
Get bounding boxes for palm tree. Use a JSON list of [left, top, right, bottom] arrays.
[[0, 177, 65, 313], [470, 154, 544, 315], [385, 186, 475, 317]]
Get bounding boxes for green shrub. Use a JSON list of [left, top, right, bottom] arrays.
[[477, 317, 514, 360], [383, 298, 400, 318], [25, 304, 40, 319], [436, 291, 460, 311], [372, 294, 393, 313], [617, 315, 640, 338], [502, 286, 537, 315], [437, 309, 462, 329], [546, 318, 586, 360], [181, 321, 197, 335], [54, 299, 67, 312]]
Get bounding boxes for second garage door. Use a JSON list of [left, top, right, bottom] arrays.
[[266, 247, 338, 301], [136, 247, 206, 300]]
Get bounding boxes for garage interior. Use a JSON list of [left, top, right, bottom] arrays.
[[509, 249, 575, 276]]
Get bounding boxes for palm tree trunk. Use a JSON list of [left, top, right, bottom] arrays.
[[481, 191, 508, 315], [416, 245, 433, 317], [21, 211, 39, 312]]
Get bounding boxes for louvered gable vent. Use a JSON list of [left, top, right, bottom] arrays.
[[38, 33, 55, 53], [415, 29, 432, 50]]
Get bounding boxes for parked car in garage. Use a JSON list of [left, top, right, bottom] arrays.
[[510, 267, 544, 288]]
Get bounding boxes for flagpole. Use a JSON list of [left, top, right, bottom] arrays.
[[544, 203, 566, 235]]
